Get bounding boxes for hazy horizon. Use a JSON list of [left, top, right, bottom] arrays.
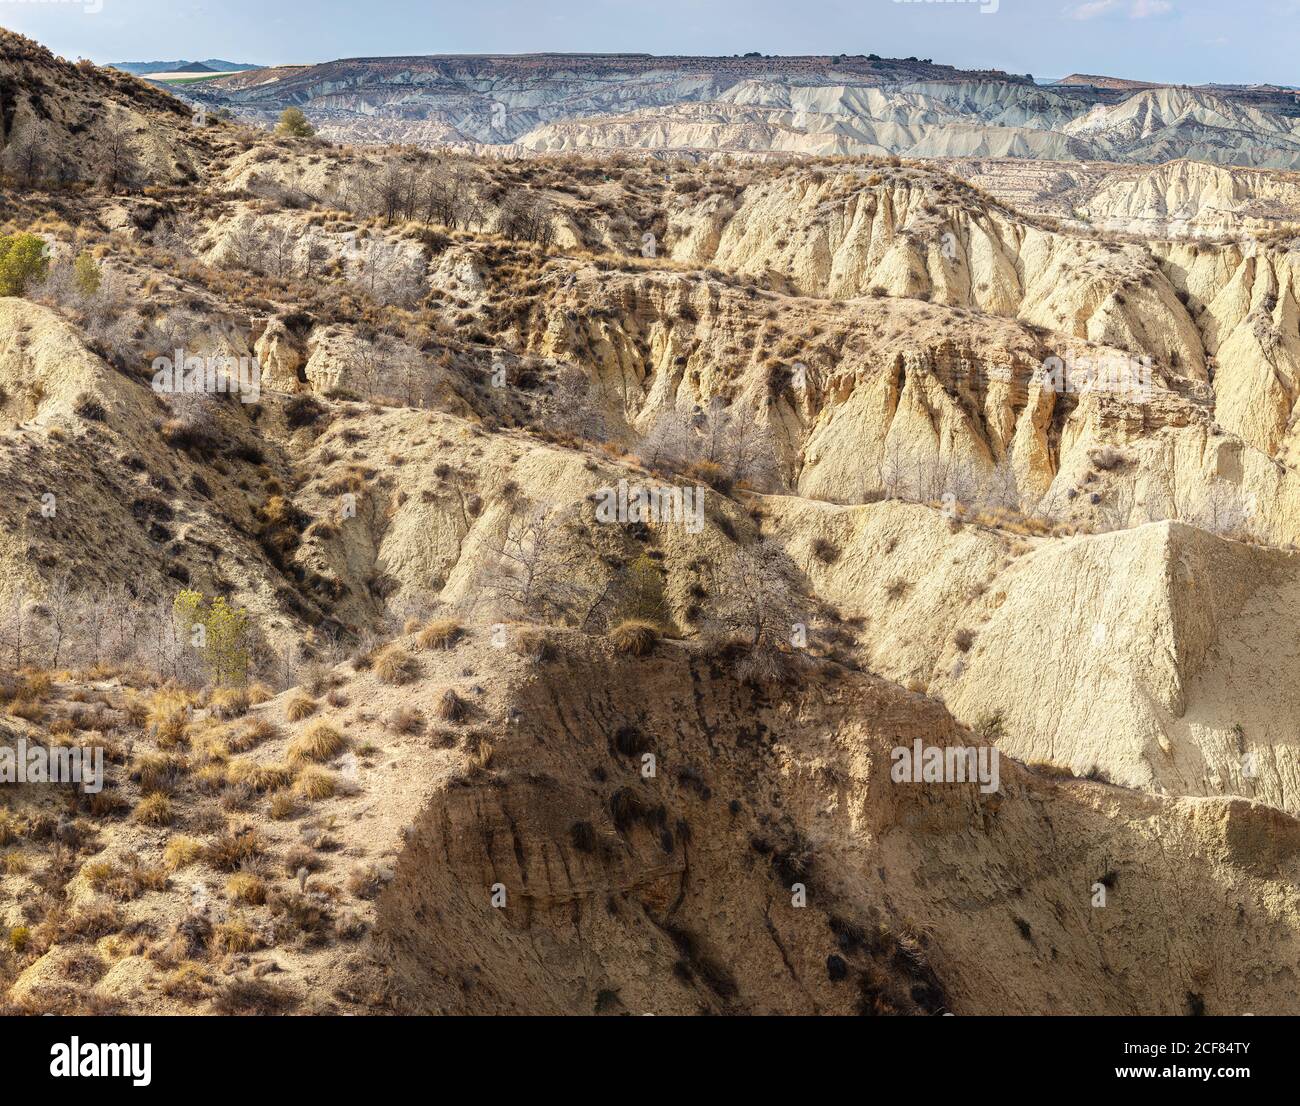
[[2, 0, 1299, 86]]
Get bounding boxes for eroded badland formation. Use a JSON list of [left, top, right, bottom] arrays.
[[3, 30, 1300, 1015]]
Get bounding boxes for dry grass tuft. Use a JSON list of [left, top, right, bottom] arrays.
[[293, 766, 338, 801], [346, 863, 385, 900], [195, 763, 228, 794], [133, 793, 174, 826], [227, 873, 267, 905], [247, 682, 274, 706], [286, 693, 317, 722], [163, 835, 204, 871], [209, 686, 251, 720], [226, 758, 293, 792], [269, 792, 299, 820], [212, 917, 264, 954], [389, 706, 425, 735], [212, 977, 300, 1015], [514, 626, 555, 663], [130, 752, 187, 794], [162, 961, 214, 1002], [417, 619, 464, 650], [374, 644, 420, 685], [82, 857, 169, 900], [436, 689, 468, 722], [288, 720, 346, 765], [610, 619, 659, 656], [7, 699, 45, 722], [202, 828, 264, 872], [148, 688, 192, 747]]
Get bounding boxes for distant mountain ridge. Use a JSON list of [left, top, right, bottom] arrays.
[[1053, 73, 1156, 90], [175, 51, 1300, 169], [110, 59, 259, 75]]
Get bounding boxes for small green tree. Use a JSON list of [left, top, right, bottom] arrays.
[[173, 589, 252, 686], [0, 234, 49, 297], [72, 250, 101, 296], [173, 589, 204, 629], [276, 107, 315, 138], [205, 596, 250, 686]]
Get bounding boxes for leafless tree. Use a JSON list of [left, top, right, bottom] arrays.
[[420, 164, 478, 230], [265, 224, 297, 279], [226, 221, 268, 273], [498, 189, 555, 247], [41, 572, 77, 669], [945, 461, 980, 509], [477, 507, 589, 622], [980, 457, 1021, 513], [102, 583, 144, 665], [150, 597, 191, 683], [99, 116, 142, 193], [722, 407, 778, 489], [914, 453, 957, 503], [353, 237, 421, 305], [705, 542, 804, 683], [6, 122, 47, 184], [348, 342, 386, 398], [637, 407, 693, 467], [395, 347, 427, 407], [418, 166, 450, 227], [0, 586, 35, 669], [304, 240, 330, 279], [675, 397, 779, 488], [549, 366, 610, 444], [1191, 480, 1253, 538], [152, 212, 200, 260], [377, 161, 409, 224]]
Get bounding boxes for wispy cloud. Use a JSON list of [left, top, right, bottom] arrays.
[[1065, 0, 1173, 18], [1067, 0, 1121, 17]]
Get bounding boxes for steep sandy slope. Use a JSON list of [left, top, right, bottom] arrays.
[[207, 368, 1300, 821], [468, 255, 1300, 551], [1064, 87, 1300, 168], [373, 633, 1300, 1016], [907, 157, 1300, 242], [934, 521, 1300, 809], [0, 297, 341, 661], [7, 631, 1300, 1015], [762, 499, 1300, 814], [0, 29, 214, 185]]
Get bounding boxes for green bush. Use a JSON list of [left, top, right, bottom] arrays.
[[276, 108, 315, 138], [72, 250, 101, 296], [0, 234, 49, 297]]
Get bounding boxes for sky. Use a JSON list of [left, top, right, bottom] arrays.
[[1, 0, 1297, 86]]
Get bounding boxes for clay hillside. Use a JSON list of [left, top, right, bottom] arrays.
[[3, 24, 1300, 1015]]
